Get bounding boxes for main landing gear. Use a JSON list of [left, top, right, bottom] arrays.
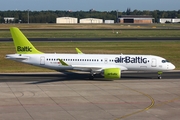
[[157, 71, 163, 79], [89, 71, 96, 80], [89, 75, 94, 80]]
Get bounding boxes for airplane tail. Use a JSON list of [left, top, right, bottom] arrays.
[[10, 27, 43, 54]]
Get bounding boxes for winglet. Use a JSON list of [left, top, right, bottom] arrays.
[[75, 48, 83, 54], [58, 59, 69, 66], [10, 27, 43, 54]]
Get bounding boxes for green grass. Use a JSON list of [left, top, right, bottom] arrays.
[[0, 29, 180, 38], [0, 41, 180, 73], [1, 23, 180, 29]]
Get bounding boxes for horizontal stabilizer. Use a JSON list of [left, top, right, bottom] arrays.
[[6, 54, 29, 60]]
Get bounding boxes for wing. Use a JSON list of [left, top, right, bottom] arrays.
[[72, 64, 128, 72], [58, 59, 128, 73], [75, 48, 84, 54]]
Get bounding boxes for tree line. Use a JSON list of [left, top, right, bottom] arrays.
[[0, 9, 180, 23]]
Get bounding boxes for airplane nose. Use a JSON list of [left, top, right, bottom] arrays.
[[169, 63, 175, 70]]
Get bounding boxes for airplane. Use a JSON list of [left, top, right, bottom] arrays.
[[6, 27, 175, 80]]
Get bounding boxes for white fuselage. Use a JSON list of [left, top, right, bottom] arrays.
[[6, 53, 175, 73]]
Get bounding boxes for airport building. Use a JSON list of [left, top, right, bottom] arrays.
[[56, 17, 78, 24], [4, 17, 15, 23], [118, 15, 154, 23], [159, 18, 180, 23], [104, 20, 114, 24], [79, 18, 103, 23]]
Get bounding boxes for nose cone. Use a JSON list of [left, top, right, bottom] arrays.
[[169, 63, 175, 70]]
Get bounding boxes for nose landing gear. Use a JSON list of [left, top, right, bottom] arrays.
[[158, 71, 163, 79]]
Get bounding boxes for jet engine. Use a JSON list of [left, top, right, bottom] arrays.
[[101, 68, 121, 79]]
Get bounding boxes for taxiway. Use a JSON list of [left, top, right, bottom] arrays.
[[0, 71, 179, 120]]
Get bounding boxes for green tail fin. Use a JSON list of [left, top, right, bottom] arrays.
[[10, 27, 43, 54]]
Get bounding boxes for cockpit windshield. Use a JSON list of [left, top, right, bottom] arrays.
[[162, 60, 170, 63]]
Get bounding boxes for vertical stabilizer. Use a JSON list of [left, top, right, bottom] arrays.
[[10, 27, 43, 54]]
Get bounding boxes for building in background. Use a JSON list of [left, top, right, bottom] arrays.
[[104, 20, 114, 24], [159, 18, 180, 23], [4, 17, 15, 23], [119, 15, 154, 23], [79, 18, 103, 23], [56, 17, 78, 24]]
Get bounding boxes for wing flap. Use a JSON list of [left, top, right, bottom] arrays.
[[58, 58, 128, 72], [72, 64, 128, 72]]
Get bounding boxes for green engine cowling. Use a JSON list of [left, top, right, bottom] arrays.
[[102, 68, 121, 79]]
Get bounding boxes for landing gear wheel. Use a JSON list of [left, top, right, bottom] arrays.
[[89, 71, 95, 80], [157, 71, 163, 79], [89, 75, 94, 80]]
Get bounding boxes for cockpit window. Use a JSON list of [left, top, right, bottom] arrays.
[[162, 60, 166, 63], [162, 60, 170, 63]]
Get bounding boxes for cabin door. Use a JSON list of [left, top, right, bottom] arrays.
[[40, 56, 45, 65], [151, 58, 157, 67]]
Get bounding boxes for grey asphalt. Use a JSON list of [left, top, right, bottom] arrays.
[[0, 71, 179, 120]]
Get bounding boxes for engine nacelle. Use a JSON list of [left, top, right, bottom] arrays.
[[101, 68, 121, 79]]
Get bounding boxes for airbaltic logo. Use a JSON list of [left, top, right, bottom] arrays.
[[115, 56, 148, 63], [17, 46, 32, 52], [107, 73, 117, 76]]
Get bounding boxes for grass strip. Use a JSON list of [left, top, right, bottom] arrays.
[[0, 30, 180, 38]]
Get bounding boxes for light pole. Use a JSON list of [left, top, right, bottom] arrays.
[[116, 10, 119, 23], [27, 9, 29, 24]]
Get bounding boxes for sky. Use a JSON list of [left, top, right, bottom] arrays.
[[0, 0, 180, 11]]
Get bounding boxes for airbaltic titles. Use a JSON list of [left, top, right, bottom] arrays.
[[115, 56, 148, 64]]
